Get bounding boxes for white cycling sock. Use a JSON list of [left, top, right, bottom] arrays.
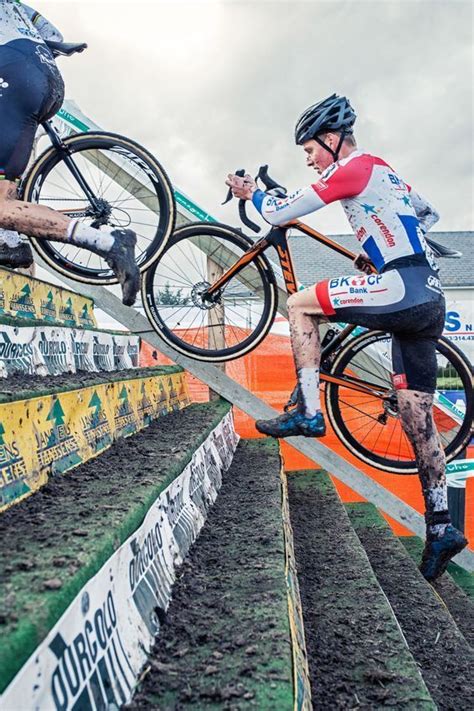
[[66, 220, 115, 252], [298, 367, 321, 418], [0, 229, 22, 248]]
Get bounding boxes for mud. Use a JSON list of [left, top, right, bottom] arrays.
[[0, 401, 227, 691], [129, 439, 295, 711], [288, 471, 434, 710], [347, 503, 474, 709], [0, 365, 181, 403]]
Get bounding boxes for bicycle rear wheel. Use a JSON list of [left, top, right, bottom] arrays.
[[141, 222, 278, 361], [21, 132, 175, 284], [325, 331, 473, 474]]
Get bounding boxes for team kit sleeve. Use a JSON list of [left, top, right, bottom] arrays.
[[251, 155, 372, 226], [408, 187, 440, 233], [21, 3, 64, 42]]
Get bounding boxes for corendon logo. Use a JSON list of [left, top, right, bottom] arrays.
[[277, 245, 297, 294], [371, 214, 395, 247], [333, 296, 364, 306]]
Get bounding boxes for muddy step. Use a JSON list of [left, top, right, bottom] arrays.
[[0, 365, 189, 511], [0, 400, 230, 694], [288, 470, 435, 710], [0, 365, 182, 402], [399, 534, 474, 647], [130, 440, 306, 711], [347, 502, 474, 708]]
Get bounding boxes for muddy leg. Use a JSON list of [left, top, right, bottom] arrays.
[[287, 287, 328, 417], [397, 390, 450, 536]]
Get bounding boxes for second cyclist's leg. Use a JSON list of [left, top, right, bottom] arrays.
[[0, 46, 139, 304], [256, 285, 328, 437], [393, 335, 468, 581]]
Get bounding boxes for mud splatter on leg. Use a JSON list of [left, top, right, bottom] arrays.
[[397, 389, 450, 537], [286, 289, 327, 417]]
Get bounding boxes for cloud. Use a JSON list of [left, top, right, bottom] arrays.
[[42, 0, 473, 231]]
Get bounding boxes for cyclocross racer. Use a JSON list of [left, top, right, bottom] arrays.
[[0, 0, 139, 305], [225, 94, 468, 580]]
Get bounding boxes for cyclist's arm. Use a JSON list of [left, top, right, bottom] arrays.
[[251, 157, 371, 226], [407, 187, 439, 233], [20, 3, 64, 41]]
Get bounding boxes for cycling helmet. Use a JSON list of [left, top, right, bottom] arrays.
[[295, 94, 356, 161]]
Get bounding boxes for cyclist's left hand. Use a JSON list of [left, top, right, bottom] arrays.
[[225, 173, 257, 200]]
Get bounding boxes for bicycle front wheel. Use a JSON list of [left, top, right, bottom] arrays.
[[325, 331, 473, 474], [142, 222, 278, 361], [22, 131, 176, 284]]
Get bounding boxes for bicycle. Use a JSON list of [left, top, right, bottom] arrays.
[[18, 41, 176, 284], [141, 166, 473, 474]]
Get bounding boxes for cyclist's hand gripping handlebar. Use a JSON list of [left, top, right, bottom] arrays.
[[223, 165, 288, 233]]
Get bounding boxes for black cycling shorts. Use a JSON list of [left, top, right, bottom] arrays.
[[315, 262, 446, 393], [0, 39, 64, 180]]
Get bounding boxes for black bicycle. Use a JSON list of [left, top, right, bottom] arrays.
[[19, 41, 176, 284], [141, 166, 473, 474]]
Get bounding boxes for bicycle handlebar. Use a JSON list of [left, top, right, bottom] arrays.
[[223, 164, 287, 233]]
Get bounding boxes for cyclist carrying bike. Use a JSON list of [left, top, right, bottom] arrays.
[[0, 1, 139, 305], [226, 94, 468, 580]]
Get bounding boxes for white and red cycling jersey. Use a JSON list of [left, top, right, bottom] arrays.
[[252, 150, 439, 272]]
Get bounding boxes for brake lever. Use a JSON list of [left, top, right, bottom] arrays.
[[222, 168, 245, 205], [222, 168, 261, 232], [256, 164, 287, 197]]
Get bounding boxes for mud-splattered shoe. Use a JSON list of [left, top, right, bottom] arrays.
[[104, 229, 140, 306], [419, 525, 468, 582], [0, 241, 34, 268], [256, 409, 326, 438]]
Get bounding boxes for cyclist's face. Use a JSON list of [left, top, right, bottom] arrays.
[[302, 136, 336, 174]]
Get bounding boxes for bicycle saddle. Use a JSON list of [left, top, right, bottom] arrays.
[[425, 238, 462, 258], [45, 40, 88, 57]]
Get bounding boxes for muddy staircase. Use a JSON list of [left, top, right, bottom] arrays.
[[289, 469, 474, 710]]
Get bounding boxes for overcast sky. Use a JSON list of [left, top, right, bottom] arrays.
[[40, 0, 473, 235]]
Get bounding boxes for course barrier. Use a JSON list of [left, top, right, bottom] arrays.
[[0, 267, 97, 328], [0, 323, 139, 377], [280, 463, 312, 710], [0, 409, 238, 711], [0, 367, 190, 510]]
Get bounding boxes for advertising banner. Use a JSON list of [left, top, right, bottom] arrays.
[[0, 324, 140, 377], [0, 268, 97, 328], [0, 371, 190, 511], [280, 464, 312, 711], [0, 411, 239, 711]]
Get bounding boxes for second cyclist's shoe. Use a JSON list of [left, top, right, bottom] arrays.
[[104, 229, 140, 307], [256, 409, 326, 439], [0, 241, 34, 269], [419, 525, 468, 582]]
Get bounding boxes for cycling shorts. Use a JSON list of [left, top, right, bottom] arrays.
[[0, 39, 64, 180], [315, 263, 446, 393]]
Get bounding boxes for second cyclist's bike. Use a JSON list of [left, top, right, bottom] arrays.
[[19, 40, 176, 284], [141, 166, 473, 474]]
